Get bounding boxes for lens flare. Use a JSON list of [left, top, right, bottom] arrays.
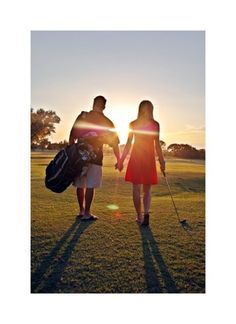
[[106, 204, 119, 210], [129, 128, 159, 136], [75, 121, 116, 132], [113, 211, 122, 219]]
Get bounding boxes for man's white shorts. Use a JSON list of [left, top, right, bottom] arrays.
[[73, 163, 102, 188]]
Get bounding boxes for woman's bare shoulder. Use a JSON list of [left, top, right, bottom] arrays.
[[153, 120, 160, 129], [129, 119, 138, 128]]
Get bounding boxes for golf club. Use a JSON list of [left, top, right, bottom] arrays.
[[163, 172, 187, 226]]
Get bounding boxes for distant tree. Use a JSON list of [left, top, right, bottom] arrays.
[[31, 108, 60, 147], [31, 143, 39, 150], [159, 140, 166, 150], [47, 142, 59, 150], [198, 149, 205, 160], [46, 140, 68, 150], [167, 143, 181, 155], [38, 138, 50, 149], [58, 140, 69, 149], [167, 143, 201, 159]]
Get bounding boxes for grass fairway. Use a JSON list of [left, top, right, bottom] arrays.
[[31, 152, 205, 293]]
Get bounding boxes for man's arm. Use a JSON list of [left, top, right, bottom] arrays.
[[112, 143, 120, 164], [106, 120, 121, 164]]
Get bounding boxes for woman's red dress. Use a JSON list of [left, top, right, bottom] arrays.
[[125, 120, 159, 185]]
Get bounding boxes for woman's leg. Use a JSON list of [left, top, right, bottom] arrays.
[[132, 184, 142, 220], [143, 185, 151, 214]]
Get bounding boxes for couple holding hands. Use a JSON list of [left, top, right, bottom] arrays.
[[69, 95, 165, 226]]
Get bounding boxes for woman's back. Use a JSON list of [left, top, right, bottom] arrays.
[[124, 118, 160, 185], [130, 118, 159, 148]]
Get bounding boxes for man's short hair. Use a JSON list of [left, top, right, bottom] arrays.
[[93, 95, 107, 107]]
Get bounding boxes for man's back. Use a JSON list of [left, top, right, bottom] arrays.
[[85, 110, 114, 129], [69, 110, 119, 165]]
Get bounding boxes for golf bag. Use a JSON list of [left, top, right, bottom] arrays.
[[45, 140, 97, 193]]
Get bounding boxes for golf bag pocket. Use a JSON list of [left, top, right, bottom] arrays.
[[45, 141, 97, 193]]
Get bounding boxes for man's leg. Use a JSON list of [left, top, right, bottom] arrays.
[[132, 184, 142, 222], [81, 164, 101, 220], [81, 188, 95, 219], [76, 188, 85, 215], [85, 188, 94, 215]]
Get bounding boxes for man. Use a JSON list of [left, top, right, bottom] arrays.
[[69, 95, 120, 220]]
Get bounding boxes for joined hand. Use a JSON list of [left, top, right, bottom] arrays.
[[115, 160, 124, 172]]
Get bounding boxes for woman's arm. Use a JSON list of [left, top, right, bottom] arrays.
[[154, 135, 166, 175], [120, 130, 133, 163], [116, 129, 133, 171]]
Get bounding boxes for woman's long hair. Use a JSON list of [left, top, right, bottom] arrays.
[[137, 100, 154, 120]]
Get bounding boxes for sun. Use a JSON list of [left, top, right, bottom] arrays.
[[106, 105, 136, 144], [113, 120, 130, 145]]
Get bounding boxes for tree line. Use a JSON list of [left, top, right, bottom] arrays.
[[31, 108, 205, 159]]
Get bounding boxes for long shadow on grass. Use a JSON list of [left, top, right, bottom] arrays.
[[31, 219, 93, 293], [140, 227, 178, 293]]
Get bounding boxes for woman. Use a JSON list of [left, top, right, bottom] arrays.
[[117, 100, 165, 226]]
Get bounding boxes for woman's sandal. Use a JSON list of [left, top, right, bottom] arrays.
[[135, 215, 142, 224], [142, 213, 149, 226]]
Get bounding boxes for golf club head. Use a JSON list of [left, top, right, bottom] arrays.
[[180, 219, 187, 224], [180, 219, 192, 230]]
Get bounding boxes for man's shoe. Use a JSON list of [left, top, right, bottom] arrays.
[[81, 214, 98, 221], [76, 211, 85, 219]]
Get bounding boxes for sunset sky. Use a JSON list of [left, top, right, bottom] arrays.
[[31, 31, 205, 148]]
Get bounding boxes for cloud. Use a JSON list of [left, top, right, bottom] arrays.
[[162, 124, 205, 148], [185, 124, 205, 132], [165, 125, 205, 137]]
